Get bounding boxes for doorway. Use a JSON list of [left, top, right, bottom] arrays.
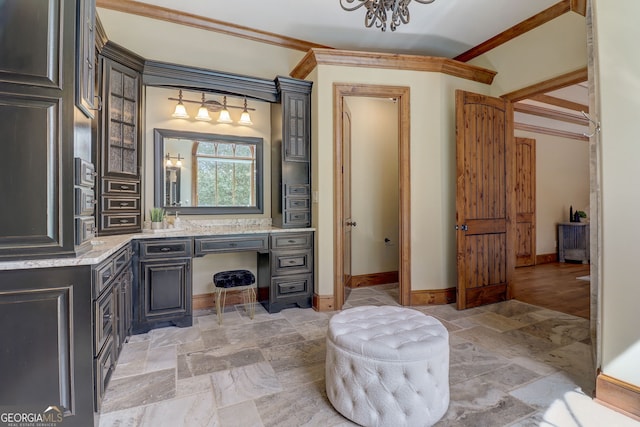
[[333, 84, 411, 310]]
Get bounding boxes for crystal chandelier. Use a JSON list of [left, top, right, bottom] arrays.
[[340, 0, 436, 32]]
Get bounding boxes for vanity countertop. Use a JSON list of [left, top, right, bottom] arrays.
[[0, 225, 315, 271]]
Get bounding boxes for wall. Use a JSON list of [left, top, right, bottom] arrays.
[[469, 12, 587, 96], [310, 66, 489, 297], [515, 131, 590, 256], [144, 86, 273, 295], [345, 97, 399, 276], [593, 0, 640, 388]]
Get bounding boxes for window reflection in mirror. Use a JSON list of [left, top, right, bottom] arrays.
[[154, 129, 263, 214]]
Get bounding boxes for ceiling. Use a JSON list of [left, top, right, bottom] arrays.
[[97, 0, 589, 139]]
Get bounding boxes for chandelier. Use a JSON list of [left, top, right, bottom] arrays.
[[340, 0, 436, 32]]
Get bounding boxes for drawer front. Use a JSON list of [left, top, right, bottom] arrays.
[[273, 274, 312, 298], [104, 178, 139, 194], [94, 336, 114, 411], [194, 234, 268, 255], [113, 246, 132, 274], [94, 287, 114, 356], [285, 197, 310, 210], [271, 232, 313, 249], [75, 187, 96, 216], [271, 249, 312, 276], [74, 157, 96, 187], [104, 196, 140, 211], [284, 210, 310, 227], [75, 216, 95, 246], [94, 260, 115, 296], [285, 184, 310, 197], [102, 213, 141, 229], [139, 239, 192, 259]]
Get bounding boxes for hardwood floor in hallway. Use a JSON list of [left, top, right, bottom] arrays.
[[512, 262, 591, 319]]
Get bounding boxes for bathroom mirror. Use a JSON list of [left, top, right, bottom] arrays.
[[154, 128, 263, 215]]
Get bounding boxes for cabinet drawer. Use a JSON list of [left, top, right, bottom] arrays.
[[74, 157, 96, 187], [75, 216, 95, 246], [285, 184, 310, 196], [103, 196, 139, 211], [94, 286, 114, 356], [102, 213, 141, 229], [284, 210, 310, 226], [104, 178, 139, 194], [271, 249, 312, 276], [285, 197, 310, 210], [113, 246, 132, 274], [75, 187, 96, 216], [94, 261, 115, 296], [271, 232, 313, 249], [194, 234, 268, 255], [273, 274, 312, 298], [138, 239, 192, 259]]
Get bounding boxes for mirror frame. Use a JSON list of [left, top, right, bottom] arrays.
[[153, 128, 264, 215]]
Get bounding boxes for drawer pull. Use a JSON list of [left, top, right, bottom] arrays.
[[288, 240, 296, 243], [120, 185, 128, 189], [160, 247, 171, 252], [102, 272, 111, 280], [287, 286, 297, 291], [229, 243, 237, 247], [103, 313, 113, 321], [119, 219, 129, 224], [120, 202, 128, 207], [288, 260, 297, 264]]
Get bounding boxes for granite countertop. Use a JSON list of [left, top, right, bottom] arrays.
[[0, 220, 315, 271]]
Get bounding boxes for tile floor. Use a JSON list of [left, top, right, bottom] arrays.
[[98, 285, 639, 427]]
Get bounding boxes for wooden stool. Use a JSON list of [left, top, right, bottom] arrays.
[[213, 270, 256, 324]]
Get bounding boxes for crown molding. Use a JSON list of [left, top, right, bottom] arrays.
[[290, 48, 496, 84], [96, 0, 330, 52]]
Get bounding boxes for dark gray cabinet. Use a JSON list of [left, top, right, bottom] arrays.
[[96, 45, 144, 235], [0, 0, 91, 259], [0, 266, 94, 426], [272, 77, 313, 228], [92, 244, 132, 410], [133, 239, 193, 333], [76, 0, 97, 118], [259, 231, 314, 313]]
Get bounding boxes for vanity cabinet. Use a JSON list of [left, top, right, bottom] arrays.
[[259, 231, 314, 313], [558, 222, 590, 264], [133, 238, 193, 333], [95, 44, 144, 236], [272, 78, 313, 228], [92, 243, 132, 410], [0, 266, 94, 426]]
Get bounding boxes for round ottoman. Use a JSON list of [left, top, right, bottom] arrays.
[[326, 305, 449, 427]]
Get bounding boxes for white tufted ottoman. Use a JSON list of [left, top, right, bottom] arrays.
[[326, 305, 449, 427]]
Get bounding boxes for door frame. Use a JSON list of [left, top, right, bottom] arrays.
[[333, 83, 411, 309]]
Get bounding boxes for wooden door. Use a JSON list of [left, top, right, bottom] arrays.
[[515, 137, 536, 267], [343, 105, 353, 292], [456, 90, 515, 310]]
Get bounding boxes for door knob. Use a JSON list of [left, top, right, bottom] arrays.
[[346, 221, 357, 227]]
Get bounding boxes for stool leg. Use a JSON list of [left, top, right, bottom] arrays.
[[215, 288, 227, 325], [247, 286, 256, 320]]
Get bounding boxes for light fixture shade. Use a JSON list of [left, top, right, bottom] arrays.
[[195, 105, 212, 121], [239, 110, 253, 125], [172, 102, 189, 119], [165, 156, 173, 167], [217, 109, 232, 123]]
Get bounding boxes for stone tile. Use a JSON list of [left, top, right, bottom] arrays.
[[217, 400, 264, 427], [139, 391, 219, 427], [101, 368, 176, 413], [117, 340, 149, 364], [293, 318, 329, 341], [145, 344, 177, 372], [178, 339, 206, 355], [210, 361, 282, 408], [516, 316, 590, 347], [178, 348, 265, 379], [421, 304, 486, 322], [111, 357, 146, 380], [481, 300, 542, 318], [279, 307, 329, 324], [255, 379, 356, 427], [439, 375, 536, 426], [509, 371, 584, 410], [176, 375, 213, 398], [451, 311, 531, 332], [149, 326, 202, 349], [273, 362, 326, 389], [261, 338, 326, 372], [532, 341, 595, 395], [449, 339, 511, 385], [470, 364, 541, 392], [98, 406, 145, 427], [454, 326, 556, 359]]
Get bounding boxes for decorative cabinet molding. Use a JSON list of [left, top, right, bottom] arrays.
[[76, 0, 97, 118], [96, 45, 144, 236], [271, 77, 313, 228]]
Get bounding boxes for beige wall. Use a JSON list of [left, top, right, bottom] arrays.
[[97, 9, 304, 79], [515, 131, 590, 256], [144, 86, 273, 295], [593, 0, 640, 387], [310, 65, 489, 296], [469, 12, 587, 97], [345, 97, 399, 276]]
